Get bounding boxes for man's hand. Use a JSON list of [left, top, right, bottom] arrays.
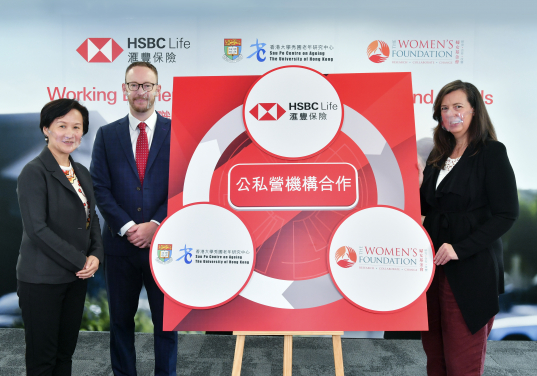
[[126, 222, 158, 249], [434, 243, 459, 265], [76, 255, 100, 279]]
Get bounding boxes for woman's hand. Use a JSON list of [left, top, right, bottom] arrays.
[[434, 243, 459, 265], [76, 255, 100, 279]]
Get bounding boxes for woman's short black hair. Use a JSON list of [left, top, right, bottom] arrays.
[[39, 99, 89, 140]]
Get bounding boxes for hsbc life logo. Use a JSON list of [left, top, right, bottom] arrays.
[[126, 37, 191, 65], [249, 103, 286, 121], [77, 37, 191, 64], [244, 66, 343, 159], [77, 38, 123, 63], [249, 101, 338, 122]]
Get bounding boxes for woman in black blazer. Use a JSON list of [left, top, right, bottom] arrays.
[[420, 81, 518, 375], [16, 99, 104, 375]]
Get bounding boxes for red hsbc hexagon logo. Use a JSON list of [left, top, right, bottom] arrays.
[[77, 38, 123, 63], [249, 103, 286, 121]]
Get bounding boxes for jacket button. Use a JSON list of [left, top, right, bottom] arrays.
[[136, 187, 141, 191], [137, 207, 142, 212]]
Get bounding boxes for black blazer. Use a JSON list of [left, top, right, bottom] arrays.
[[16, 146, 104, 284], [420, 140, 518, 333]]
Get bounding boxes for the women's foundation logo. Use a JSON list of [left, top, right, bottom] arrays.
[[335, 246, 357, 268], [367, 40, 390, 63]]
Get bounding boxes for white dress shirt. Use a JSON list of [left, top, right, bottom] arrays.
[[128, 111, 157, 157], [119, 111, 160, 236]]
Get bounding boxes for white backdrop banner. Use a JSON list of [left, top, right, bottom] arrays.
[[2, 2, 535, 189]]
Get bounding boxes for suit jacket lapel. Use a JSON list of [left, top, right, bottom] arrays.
[[422, 164, 440, 206], [146, 113, 169, 173], [116, 115, 139, 180], [435, 144, 474, 198], [39, 146, 78, 196]]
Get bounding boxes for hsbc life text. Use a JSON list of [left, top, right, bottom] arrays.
[[127, 38, 190, 49], [289, 102, 338, 111]]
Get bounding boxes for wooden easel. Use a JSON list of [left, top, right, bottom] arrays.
[[231, 331, 345, 376]]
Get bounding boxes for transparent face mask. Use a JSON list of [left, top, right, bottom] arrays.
[[47, 127, 81, 151], [441, 111, 473, 131]]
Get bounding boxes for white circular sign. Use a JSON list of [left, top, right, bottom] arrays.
[[328, 207, 434, 312], [243, 66, 343, 159], [151, 204, 255, 309]]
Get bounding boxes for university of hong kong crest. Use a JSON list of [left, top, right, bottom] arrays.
[[156, 244, 173, 264], [223, 39, 243, 63]]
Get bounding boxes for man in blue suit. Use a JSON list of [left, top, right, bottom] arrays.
[[91, 62, 177, 376]]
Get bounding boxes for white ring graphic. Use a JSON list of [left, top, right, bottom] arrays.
[[182, 104, 405, 309]]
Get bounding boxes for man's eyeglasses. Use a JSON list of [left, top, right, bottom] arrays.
[[126, 82, 157, 91]]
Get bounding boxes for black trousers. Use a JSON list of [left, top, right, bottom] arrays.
[[105, 251, 177, 376], [17, 278, 87, 376]]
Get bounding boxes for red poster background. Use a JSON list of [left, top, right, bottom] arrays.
[[163, 71, 427, 331]]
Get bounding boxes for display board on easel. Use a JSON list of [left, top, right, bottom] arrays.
[[150, 66, 435, 332]]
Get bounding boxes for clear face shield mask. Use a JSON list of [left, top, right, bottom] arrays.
[[47, 128, 81, 150], [441, 110, 473, 131]]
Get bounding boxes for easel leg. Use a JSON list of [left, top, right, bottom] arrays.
[[283, 335, 293, 376], [232, 335, 246, 376], [232, 331, 343, 376], [332, 335, 344, 376]]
